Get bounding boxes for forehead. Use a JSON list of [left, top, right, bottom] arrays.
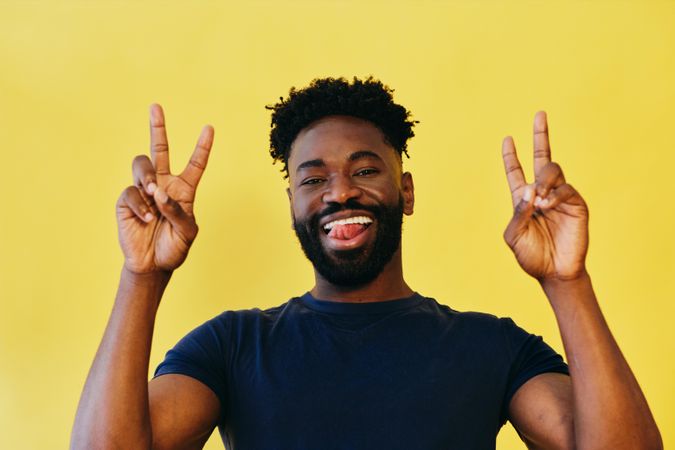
[[288, 115, 400, 174]]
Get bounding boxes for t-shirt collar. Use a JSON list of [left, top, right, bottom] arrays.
[[298, 291, 425, 315]]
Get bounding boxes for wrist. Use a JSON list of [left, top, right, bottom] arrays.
[[539, 268, 590, 291], [122, 265, 172, 283], [539, 269, 595, 311], [119, 266, 172, 308]]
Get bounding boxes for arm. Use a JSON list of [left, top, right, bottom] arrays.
[[501, 112, 662, 449], [543, 272, 659, 449], [70, 105, 219, 450]]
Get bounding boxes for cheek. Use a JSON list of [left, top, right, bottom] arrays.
[[363, 182, 401, 203], [290, 196, 315, 221]]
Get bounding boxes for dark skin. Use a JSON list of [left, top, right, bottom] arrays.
[[71, 107, 662, 449], [286, 115, 415, 302]]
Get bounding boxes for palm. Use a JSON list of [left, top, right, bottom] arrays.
[[507, 185, 588, 280], [118, 176, 195, 272], [502, 112, 589, 281], [116, 105, 213, 274]]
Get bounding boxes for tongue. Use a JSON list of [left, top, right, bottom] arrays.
[[328, 223, 367, 240]]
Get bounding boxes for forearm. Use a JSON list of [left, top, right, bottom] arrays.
[[71, 267, 171, 450], [542, 271, 662, 450]]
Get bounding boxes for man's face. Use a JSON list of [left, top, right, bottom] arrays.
[[287, 115, 414, 287]]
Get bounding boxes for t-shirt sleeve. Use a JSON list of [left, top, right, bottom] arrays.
[[499, 317, 569, 424], [154, 314, 230, 421]]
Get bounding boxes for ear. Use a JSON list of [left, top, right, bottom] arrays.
[[401, 172, 415, 215], [286, 187, 295, 229]]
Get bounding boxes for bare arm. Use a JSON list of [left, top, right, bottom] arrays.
[[544, 273, 659, 449], [502, 112, 662, 449], [70, 105, 219, 449], [71, 269, 167, 448], [149, 374, 220, 450]]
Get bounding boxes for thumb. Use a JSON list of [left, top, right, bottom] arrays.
[[154, 187, 198, 243], [503, 184, 535, 246]]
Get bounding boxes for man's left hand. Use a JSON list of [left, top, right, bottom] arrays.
[[501, 111, 589, 282]]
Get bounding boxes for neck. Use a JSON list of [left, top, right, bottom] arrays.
[[310, 249, 414, 302]]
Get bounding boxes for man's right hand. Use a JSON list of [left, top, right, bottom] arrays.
[[71, 105, 218, 450], [116, 104, 214, 274]]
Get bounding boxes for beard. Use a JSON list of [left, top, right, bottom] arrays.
[[293, 196, 404, 288]]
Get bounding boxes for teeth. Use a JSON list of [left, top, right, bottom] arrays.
[[323, 216, 373, 231]]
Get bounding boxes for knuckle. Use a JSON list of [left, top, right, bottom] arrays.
[[117, 189, 129, 206], [187, 223, 199, 242], [533, 148, 550, 158], [132, 154, 150, 166], [168, 199, 183, 215], [120, 186, 145, 211], [504, 164, 521, 175], [152, 142, 169, 152], [132, 158, 157, 184], [122, 185, 138, 198], [503, 226, 515, 246], [188, 159, 206, 170], [546, 162, 563, 176]]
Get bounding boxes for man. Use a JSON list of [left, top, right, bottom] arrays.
[[71, 77, 662, 449]]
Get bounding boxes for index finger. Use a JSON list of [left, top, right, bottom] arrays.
[[180, 125, 214, 188], [533, 110, 551, 174], [502, 136, 527, 205], [150, 104, 170, 175]]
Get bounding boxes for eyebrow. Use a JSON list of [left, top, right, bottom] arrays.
[[295, 150, 383, 173], [348, 150, 383, 163], [296, 159, 326, 172]]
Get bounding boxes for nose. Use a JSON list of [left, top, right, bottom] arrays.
[[322, 174, 362, 205]]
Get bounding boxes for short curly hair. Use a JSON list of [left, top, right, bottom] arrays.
[[266, 76, 417, 178]]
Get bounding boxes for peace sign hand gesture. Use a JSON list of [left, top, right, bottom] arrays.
[[116, 104, 214, 274], [502, 112, 589, 282]]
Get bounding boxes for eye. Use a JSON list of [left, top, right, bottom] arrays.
[[354, 168, 379, 177], [300, 177, 325, 186]]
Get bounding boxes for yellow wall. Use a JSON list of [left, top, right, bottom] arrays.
[[1, 1, 673, 448]]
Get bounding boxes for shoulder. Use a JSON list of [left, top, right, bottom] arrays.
[[416, 296, 551, 357], [418, 295, 518, 331], [196, 298, 299, 329], [164, 298, 301, 356]]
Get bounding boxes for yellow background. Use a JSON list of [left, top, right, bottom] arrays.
[[1, 1, 673, 448]]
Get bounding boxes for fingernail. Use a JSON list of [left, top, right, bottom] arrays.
[[144, 212, 154, 222], [147, 182, 157, 194], [523, 186, 533, 202], [540, 198, 549, 207], [156, 188, 168, 204], [534, 196, 542, 207]]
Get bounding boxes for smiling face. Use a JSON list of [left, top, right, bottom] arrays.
[[287, 115, 414, 288]]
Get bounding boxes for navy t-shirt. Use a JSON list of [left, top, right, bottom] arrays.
[[155, 293, 568, 449]]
